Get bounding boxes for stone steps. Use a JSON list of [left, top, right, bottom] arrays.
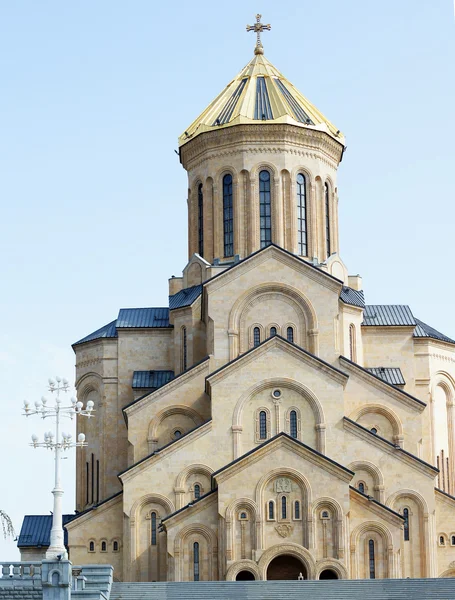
[[110, 579, 455, 600]]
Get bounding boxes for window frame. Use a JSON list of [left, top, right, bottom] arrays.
[[296, 173, 308, 256], [293, 500, 301, 521], [324, 181, 331, 258], [197, 183, 204, 257], [259, 170, 272, 248], [267, 500, 276, 521], [222, 173, 234, 257]]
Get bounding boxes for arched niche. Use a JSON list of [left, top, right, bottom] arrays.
[[225, 497, 260, 562], [174, 463, 213, 509], [129, 494, 174, 582], [311, 497, 344, 560], [228, 282, 318, 359], [257, 543, 316, 581], [348, 460, 385, 503], [147, 405, 203, 453], [350, 521, 394, 580], [173, 524, 218, 581], [349, 404, 403, 447], [232, 378, 326, 458]]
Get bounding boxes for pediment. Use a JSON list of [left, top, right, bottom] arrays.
[[212, 433, 354, 486], [206, 336, 348, 394], [204, 244, 343, 295]]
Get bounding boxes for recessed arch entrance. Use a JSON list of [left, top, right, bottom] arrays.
[[319, 568, 338, 580], [236, 570, 256, 581], [266, 554, 307, 580]]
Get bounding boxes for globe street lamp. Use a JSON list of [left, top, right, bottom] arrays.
[[23, 376, 94, 560]]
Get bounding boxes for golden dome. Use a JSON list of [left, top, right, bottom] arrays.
[[178, 53, 345, 147]]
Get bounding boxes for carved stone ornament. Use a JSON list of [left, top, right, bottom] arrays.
[[275, 524, 293, 538], [275, 477, 292, 493]]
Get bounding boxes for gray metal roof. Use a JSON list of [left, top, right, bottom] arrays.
[[169, 284, 202, 310], [132, 370, 175, 389], [17, 514, 74, 548], [340, 287, 365, 308], [73, 320, 117, 345], [366, 367, 406, 386], [414, 318, 455, 345], [117, 307, 170, 328], [362, 305, 416, 326]]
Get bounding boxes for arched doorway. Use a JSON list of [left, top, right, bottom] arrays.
[[319, 569, 338, 580], [267, 555, 307, 580], [236, 570, 255, 581]]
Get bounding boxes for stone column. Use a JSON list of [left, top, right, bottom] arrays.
[[310, 184, 317, 260], [228, 329, 239, 361], [232, 425, 243, 459], [249, 175, 259, 254], [447, 402, 455, 495], [273, 176, 283, 247]]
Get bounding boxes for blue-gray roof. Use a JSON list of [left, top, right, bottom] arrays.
[[117, 307, 170, 328], [74, 308, 171, 346], [340, 287, 365, 308], [132, 370, 175, 389], [414, 318, 455, 345], [17, 515, 75, 548], [362, 305, 416, 326], [74, 320, 117, 345], [169, 284, 202, 310], [367, 367, 406, 386]]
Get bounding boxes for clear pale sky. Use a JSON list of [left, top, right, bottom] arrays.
[[1, 1, 454, 560]]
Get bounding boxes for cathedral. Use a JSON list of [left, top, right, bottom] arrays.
[[21, 17, 455, 583]]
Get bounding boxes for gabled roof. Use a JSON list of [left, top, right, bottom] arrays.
[[132, 370, 174, 389], [17, 514, 75, 548], [212, 432, 354, 483], [169, 284, 202, 310], [366, 367, 405, 386], [179, 52, 344, 147], [362, 305, 416, 327], [349, 486, 404, 523], [414, 318, 455, 345], [340, 287, 365, 308]]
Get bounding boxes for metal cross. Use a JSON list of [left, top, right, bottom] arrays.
[[246, 14, 271, 54]]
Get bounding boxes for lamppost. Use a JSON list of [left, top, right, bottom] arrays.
[[23, 376, 94, 560]]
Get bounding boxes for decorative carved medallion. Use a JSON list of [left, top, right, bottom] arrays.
[[275, 477, 292, 493], [275, 524, 293, 538]]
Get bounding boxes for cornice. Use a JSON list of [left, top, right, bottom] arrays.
[[339, 356, 426, 412], [123, 358, 210, 421], [161, 490, 218, 530], [181, 124, 343, 171], [206, 336, 348, 391], [119, 420, 212, 483], [349, 487, 404, 528], [343, 418, 438, 478], [204, 245, 342, 296], [213, 434, 353, 486]]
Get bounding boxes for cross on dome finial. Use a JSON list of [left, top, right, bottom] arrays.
[[246, 14, 271, 55]]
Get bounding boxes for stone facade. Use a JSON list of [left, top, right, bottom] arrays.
[[57, 48, 455, 583]]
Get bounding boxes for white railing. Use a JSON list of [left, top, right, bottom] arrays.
[[0, 562, 42, 580]]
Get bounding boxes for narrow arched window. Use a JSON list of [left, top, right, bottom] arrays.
[[193, 542, 200, 581], [253, 327, 261, 347], [270, 326, 277, 337], [259, 170, 272, 248], [440, 535, 445, 546], [198, 184, 204, 257], [89, 541, 95, 552], [325, 182, 331, 258], [223, 174, 233, 257], [349, 324, 356, 361], [368, 539, 375, 579], [358, 482, 365, 494], [113, 541, 119, 552], [151, 512, 157, 546], [281, 496, 287, 519], [403, 508, 410, 541], [194, 484, 201, 500], [259, 411, 267, 439], [101, 541, 106, 552], [370, 427, 377, 435], [290, 410, 298, 438], [294, 500, 300, 520], [451, 535, 455, 546], [286, 326, 294, 343], [181, 327, 187, 371], [296, 173, 307, 256], [268, 501, 275, 519]]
